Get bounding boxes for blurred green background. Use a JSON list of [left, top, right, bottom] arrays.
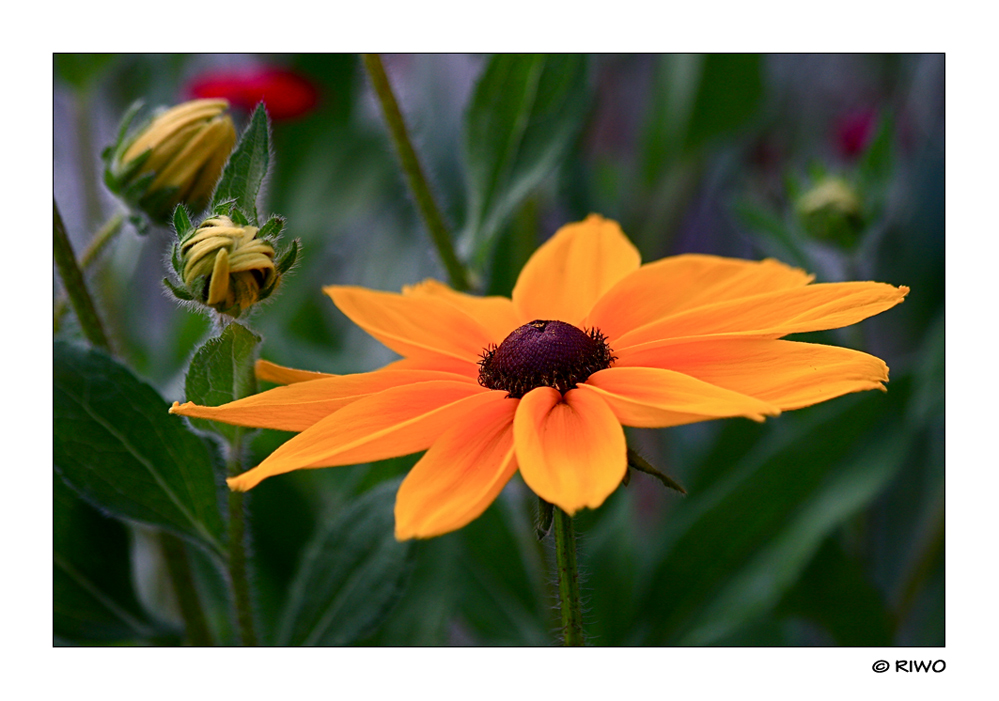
[[54, 54, 943, 646]]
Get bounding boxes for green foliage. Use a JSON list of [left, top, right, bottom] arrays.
[[274, 480, 415, 645], [462, 54, 590, 268], [642, 54, 763, 181], [639, 380, 911, 645], [212, 104, 271, 225], [673, 428, 910, 644], [457, 495, 551, 645], [53, 342, 226, 557], [54, 477, 174, 643], [778, 538, 893, 646], [55, 54, 118, 92], [184, 323, 261, 441]]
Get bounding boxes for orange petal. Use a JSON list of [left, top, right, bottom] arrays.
[[616, 337, 890, 411], [394, 393, 518, 539], [513, 386, 626, 515], [512, 214, 641, 325], [615, 282, 909, 349], [170, 369, 476, 432], [325, 285, 495, 362], [586, 254, 813, 340], [380, 355, 480, 379], [402, 278, 521, 347], [576, 366, 780, 428], [255, 358, 335, 385], [226, 380, 495, 491]]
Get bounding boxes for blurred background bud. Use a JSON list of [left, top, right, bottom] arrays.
[[796, 176, 864, 248], [834, 108, 878, 160], [186, 68, 319, 121], [104, 99, 237, 224]]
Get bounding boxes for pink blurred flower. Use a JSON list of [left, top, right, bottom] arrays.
[[834, 108, 877, 159], [187, 68, 318, 120]]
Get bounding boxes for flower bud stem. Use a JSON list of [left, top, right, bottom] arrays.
[[54, 212, 125, 331], [362, 54, 471, 292], [553, 506, 585, 645], [53, 198, 111, 353], [227, 428, 258, 646], [160, 531, 214, 645]]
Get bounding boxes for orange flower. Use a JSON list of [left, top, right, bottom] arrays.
[[170, 215, 908, 540]]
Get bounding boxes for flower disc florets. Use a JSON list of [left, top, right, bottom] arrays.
[[478, 320, 615, 398]]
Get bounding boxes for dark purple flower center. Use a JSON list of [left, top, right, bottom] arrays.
[[477, 320, 615, 399]]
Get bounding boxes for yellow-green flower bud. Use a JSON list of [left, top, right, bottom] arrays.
[[181, 215, 276, 315], [796, 177, 864, 248], [109, 99, 237, 223]]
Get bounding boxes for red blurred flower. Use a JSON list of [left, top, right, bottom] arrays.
[[187, 68, 318, 120], [834, 108, 877, 159]]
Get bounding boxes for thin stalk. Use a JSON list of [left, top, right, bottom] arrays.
[[362, 54, 471, 292], [54, 212, 126, 331], [160, 532, 214, 645], [53, 198, 111, 353], [552, 506, 584, 645], [227, 427, 258, 646], [74, 89, 102, 230]]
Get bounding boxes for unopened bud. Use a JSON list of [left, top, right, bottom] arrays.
[[796, 177, 864, 248], [105, 99, 237, 223], [177, 215, 277, 315]]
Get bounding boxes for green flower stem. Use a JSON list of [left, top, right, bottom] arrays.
[[362, 54, 471, 292], [54, 212, 126, 331], [227, 428, 258, 646], [53, 198, 111, 353], [553, 506, 585, 645], [160, 532, 214, 645]]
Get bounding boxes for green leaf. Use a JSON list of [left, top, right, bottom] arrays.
[[173, 203, 194, 243], [857, 111, 895, 188], [457, 494, 551, 645], [275, 238, 299, 276], [275, 480, 415, 645], [257, 215, 286, 240], [184, 323, 261, 442], [212, 104, 271, 225], [102, 100, 147, 189], [53, 342, 226, 556], [636, 382, 911, 645], [163, 276, 195, 302], [733, 198, 813, 272], [461, 54, 590, 267], [685, 54, 763, 152], [778, 537, 893, 646], [54, 477, 172, 642], [642, 54, 763, 181], [677, 429, 910, 645]]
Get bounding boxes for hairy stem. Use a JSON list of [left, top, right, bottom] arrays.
[[227, 428, 258, 645], [160, 532, 214, 645], [53, 198, 111, 353], [553, 506, 584, 645], [362, 54, 470, 292]]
